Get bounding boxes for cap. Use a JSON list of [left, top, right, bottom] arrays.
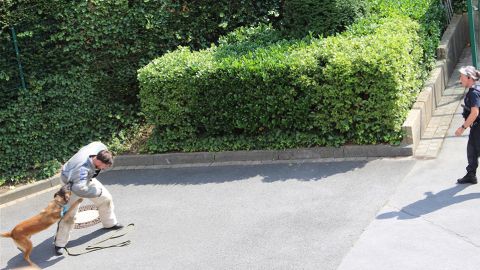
[[459, 66, 479, 80]]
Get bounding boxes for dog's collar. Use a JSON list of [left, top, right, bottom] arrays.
[[55, 200, 67, 208], [54, 201, 69, 217], [61, 205, 69, 217]]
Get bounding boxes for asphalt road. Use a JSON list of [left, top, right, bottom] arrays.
[[1, 158, 415, 270]]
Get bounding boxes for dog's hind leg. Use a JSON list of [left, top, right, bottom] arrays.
[[13, 238, 26, 252], [14, 237, 36, 266]]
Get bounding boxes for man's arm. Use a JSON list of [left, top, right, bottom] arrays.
[[70, 166, 102, 198]]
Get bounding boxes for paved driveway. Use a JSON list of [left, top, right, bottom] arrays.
[[1, 158, 415, 270]]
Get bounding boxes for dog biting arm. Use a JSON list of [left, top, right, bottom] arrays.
[[62, 198, 84, 221]]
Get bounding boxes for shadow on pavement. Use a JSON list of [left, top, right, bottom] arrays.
[[1, 236, 64, 270], [100, 160, 370, 186], [68, 227, 110, 247], [1, 228, 110, 270], [377, 184, 480, 220]]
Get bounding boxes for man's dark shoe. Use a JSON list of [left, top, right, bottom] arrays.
[[54, 245, 65, 256], [104, 223, 124, 230], [457, 173, 478, 184]]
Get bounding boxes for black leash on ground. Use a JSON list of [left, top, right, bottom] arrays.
[[64, 223, 135, 256]]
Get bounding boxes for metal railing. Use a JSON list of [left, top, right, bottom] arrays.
[[444, 0, 455, 24], [467, 0, 479, 67]]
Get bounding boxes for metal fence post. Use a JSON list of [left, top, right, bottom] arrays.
[[10, 26, 26, 90]]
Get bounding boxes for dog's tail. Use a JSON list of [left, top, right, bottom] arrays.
[[1, 231, 12, 238]]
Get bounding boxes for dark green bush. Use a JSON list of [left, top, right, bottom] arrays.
[[0, 67, 128, 185], [218, 23, 284, 48], [1, 0, 283, 104], [139, 17, 423, 152], [276, 0, 370, 39], [452, 0, 466, 13]]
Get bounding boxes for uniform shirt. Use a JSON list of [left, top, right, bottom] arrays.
[[462, 85, 480, 121], [61, 141, 107, 198]]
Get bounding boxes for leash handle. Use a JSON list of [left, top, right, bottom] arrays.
[[64, 223, 134, 256], [66, 240, 131, 256]]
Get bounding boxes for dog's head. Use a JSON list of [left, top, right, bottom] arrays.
[[54, 184, 72, 204]]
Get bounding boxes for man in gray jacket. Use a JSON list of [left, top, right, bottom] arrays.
[[54, 141, 123, 255]]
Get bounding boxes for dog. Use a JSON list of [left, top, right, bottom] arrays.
[[1, 184, 83, 267]]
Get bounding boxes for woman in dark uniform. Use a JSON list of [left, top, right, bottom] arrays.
[[456, 66, 480, 184]]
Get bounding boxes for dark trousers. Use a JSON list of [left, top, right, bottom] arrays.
[[467, 124, 480, 174]]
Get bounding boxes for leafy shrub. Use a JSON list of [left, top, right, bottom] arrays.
[[368, 0, 447, 68], [139, 17, 423, 152], [316, 17, 424, 144]]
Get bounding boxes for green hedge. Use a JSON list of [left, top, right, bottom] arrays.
[[316, 17, 424, 144], [368, 0, 447, 68], [139, 17, 424, 152]]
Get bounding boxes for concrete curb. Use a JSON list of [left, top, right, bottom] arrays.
[[113, 144, 413, 167], [0, 174, 61, 205], [0, 144, 411, 206]]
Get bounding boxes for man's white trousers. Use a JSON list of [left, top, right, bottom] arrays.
[[54, 178, 118, 247]]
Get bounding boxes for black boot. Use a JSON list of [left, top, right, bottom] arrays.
[[457, 173, 478, 184], [54, 245, 65, 255]]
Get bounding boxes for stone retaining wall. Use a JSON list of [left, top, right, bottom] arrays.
[[402, 14, 468, 149]]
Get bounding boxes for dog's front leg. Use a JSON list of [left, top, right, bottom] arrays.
[[62, 198, 83, 222]]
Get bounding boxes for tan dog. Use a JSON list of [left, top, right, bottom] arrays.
[[1, 185, 83, 267]]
